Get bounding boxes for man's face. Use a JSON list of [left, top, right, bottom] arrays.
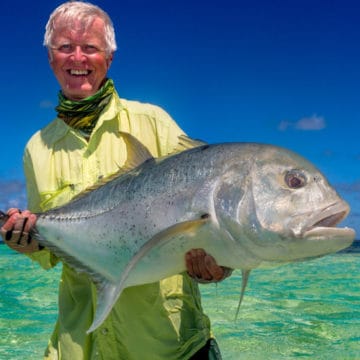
[[49, 17, 113, 101]]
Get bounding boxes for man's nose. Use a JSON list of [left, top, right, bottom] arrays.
[[72, 45, 86, 60]]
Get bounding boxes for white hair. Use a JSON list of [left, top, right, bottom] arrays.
[[43, 1, 117, 56]]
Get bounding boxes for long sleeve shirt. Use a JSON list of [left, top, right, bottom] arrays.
[[24, 90, 211, 360]]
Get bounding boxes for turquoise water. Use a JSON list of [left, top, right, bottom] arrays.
[[0, 244, 359, 359]]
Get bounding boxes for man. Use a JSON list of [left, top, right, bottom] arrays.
[[1, 2, 231, 359]]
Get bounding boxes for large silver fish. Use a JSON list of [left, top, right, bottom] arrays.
[[0, 133, 355, 333]]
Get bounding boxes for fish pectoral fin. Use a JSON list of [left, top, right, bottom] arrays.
[[155, 215, 211, 239], [87, 281, 119, 334], [115, 216, 212, 293], [88, 216, 211, 334]]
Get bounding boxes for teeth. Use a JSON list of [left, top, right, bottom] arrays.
[[70, 69, 89, 75]]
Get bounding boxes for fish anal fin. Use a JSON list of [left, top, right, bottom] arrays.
[[235, 269, 251, 321], [87, 281, 118, 334]]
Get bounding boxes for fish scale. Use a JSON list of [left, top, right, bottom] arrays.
[[0, 132, 355, 333]]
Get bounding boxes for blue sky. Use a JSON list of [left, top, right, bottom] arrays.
[[1, 0, 359, 236]]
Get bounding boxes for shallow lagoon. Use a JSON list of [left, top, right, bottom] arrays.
[[0, 244, 359, 359]]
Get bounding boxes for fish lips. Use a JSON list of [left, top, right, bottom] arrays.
[[302, 201, 355, 251]]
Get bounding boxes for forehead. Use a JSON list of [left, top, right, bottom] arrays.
[[51, 17, 106, 44]]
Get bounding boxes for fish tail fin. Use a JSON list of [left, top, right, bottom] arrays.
[[234, 269, 251, 321]]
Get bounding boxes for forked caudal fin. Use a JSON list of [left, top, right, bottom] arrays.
[[235, 270, 251, 320]]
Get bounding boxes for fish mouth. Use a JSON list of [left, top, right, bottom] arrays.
[[303, 202, 355, 245]]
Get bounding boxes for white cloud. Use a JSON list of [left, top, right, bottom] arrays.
[[278, 114, 326, 131], [0, 179, 27, 210], [295, 115, 326, 130], [277, 120, 292, 131]]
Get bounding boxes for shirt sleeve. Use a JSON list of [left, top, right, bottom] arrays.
[[23, 146, 60, 269], [140, 102, 188, 156]]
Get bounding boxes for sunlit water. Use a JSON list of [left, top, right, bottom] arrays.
[[0, 244, 359, 359]]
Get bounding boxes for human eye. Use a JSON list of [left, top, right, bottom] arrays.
[[56, 44, 73, 53], [82, 44, 100, 54]]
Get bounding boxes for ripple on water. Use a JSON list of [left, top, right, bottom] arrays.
[[1, 246, 359, 359]]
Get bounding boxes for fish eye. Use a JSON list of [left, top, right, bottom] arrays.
[[285, 170, 307, 189]]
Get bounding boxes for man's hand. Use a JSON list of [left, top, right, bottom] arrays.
[[185, 248, 233, 283], [0, 208, 40, 253]]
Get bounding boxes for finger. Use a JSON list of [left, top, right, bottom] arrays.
[[190, 249, 205, 277], [4, 229, 13, 241], [204, 254, 226, 281], [1, 210, 35, 233], [7, 208, 22, 217], [12, 213, 28, 233], [186, 249, 212, 280], [185, 249, 203, 277], [196, 251, 213, 280], [6, 223, 23, 244], [19, 217, 28, 237], [14, 211, 37, 233], [5, 231, 41, 253], [1, 212, 20, 232], [24, 213, 37, 232], [185, 250, 196, 277]]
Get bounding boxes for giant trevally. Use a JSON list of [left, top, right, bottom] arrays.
[[0, 133, 355, 333]]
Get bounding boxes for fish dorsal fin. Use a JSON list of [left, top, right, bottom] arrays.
[[235, 269, 251, 320], [118, 131, 154, 172], [173, 135, 207, 153]]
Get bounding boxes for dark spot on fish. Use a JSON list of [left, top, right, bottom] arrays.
[[201, 213, 210, 219]]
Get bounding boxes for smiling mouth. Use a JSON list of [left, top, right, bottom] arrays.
[[68, 69, 91, 76]]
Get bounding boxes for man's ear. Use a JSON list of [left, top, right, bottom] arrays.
[[48, 50, 54, 65], [107, 52, 114, 69]]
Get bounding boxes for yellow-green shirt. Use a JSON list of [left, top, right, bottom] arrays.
[[24, 90, 211, 359]]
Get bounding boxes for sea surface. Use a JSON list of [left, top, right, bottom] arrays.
[[0, 243, 359, 360]]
